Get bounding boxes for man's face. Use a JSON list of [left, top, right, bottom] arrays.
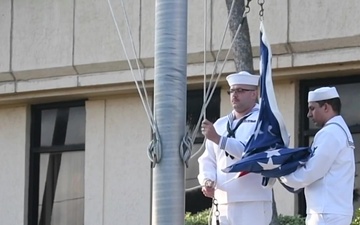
[[228, 84, 257, 113], [307, 102, 326, 127]]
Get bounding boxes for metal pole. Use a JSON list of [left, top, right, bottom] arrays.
[[152, 0, 188, 224]]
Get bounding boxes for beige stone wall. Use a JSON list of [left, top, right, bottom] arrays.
[[0, 105, 29, 224], [85, 95, 152, 225], [273, 81, 298, 215], [0, 95, 152, 225]]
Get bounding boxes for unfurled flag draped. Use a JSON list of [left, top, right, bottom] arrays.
[[222, 22, 312, 183]]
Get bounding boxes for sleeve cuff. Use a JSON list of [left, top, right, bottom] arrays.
[[219, 136, 227, 149]]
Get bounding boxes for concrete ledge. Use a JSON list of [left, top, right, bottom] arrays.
[[294, 46, 360, 67], [12, 66, 77, 81], [0, 73, 15, 82], [0, 46, 359, 99], [290, 36, 360, 53], [75, 60, 145, 75], [0, 82, 15, 94], [0, 61, 359, 106], [16, 75, 78, 92], [79, 70, 138, 86]]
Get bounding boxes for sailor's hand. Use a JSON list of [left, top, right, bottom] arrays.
[[201, 119, 220, 144], [201, 179, 215, 198]]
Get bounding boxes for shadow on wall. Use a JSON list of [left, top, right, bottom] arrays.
[[185, 186, 212, 214]]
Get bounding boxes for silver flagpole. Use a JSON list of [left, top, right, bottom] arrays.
[[152, 0, 188, 224]]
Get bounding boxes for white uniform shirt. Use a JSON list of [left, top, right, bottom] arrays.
[[198, 104, 272, 204], [281, 115, 355, 216]]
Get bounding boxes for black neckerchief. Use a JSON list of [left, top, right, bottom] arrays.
[[225, 113, 252, 159]]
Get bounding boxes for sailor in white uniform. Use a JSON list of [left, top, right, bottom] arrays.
[[280, 87, 355, 225], [198, 71, 272, 225]]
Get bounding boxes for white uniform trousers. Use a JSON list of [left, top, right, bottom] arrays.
[[212, 201, 272, 225], [306, 213, 352, 225]]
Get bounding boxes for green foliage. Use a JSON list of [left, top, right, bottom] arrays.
[[278, 214, 305, 225], [277, 208, 360, 225], [352, 208, 360, 225], [185, 208, 360, 225], [185, 208, 211, 225], [184, 209, 307, 225]]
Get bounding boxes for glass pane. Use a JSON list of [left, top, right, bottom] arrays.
[[38, 154, 50, 220], [308, 83, 360, 129], [186, 142, 205, 189], [185, 89, 219, 189], [41, 109, 57, 147], [186, 89, 220, 137], [38, 151, 84, 225], [65, 107, 85, 145], [308, 136, 314, 146], [51, 199, 84, 225]]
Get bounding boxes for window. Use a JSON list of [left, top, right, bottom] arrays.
[[185, 88, 220, 188], [28, 101, 86, 225], [187, 88, 220, 141], [299, 75, 360, 215]]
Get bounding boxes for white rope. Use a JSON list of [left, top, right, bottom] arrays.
[[204, 0, 236, 95], [189, 0, 209, 163], [190, 140, 205, 159], [191, 0, 238, 144], [203, 0, 208, 120], [190, 0, 251, 159], [107, 0, 162, 164], [180, 132, 193, 167], [204, 1, 250, 109], [192, 0, 237, 144], [106, 0, 157, 134], [118, 0, 156, 127], [204, 7, 249, 108]]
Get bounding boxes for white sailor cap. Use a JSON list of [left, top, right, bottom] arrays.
[[226, 71, 259, 87], [308, 87, 339, 102]]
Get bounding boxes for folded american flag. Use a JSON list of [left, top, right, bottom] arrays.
[[222, 22, 311, 190]]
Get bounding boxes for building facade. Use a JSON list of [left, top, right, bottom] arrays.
[[0, 0, 360, 224]]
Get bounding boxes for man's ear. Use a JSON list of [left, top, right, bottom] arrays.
[[322, 103, 327, 111], [324, 103, 331, 112], [252, 90, 258, 98]]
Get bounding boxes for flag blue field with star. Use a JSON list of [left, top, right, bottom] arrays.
[[222, 22, 312, 181]]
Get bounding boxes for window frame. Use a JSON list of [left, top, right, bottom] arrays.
[[28, 100, 86, 225], [186, 88, 221, 144]]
